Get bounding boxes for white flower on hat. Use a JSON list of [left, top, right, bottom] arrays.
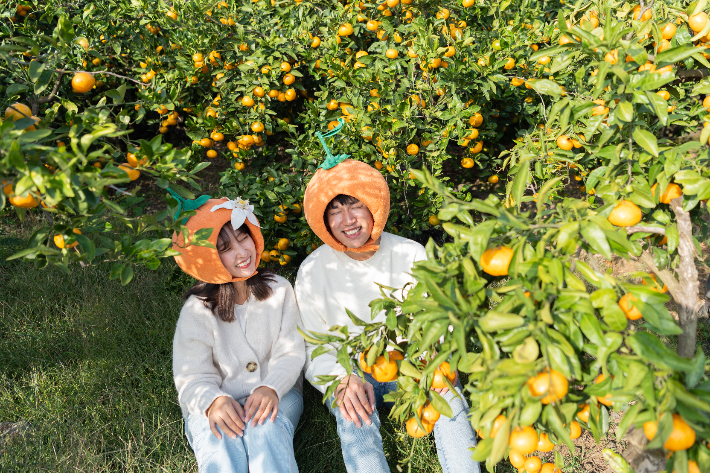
[[210, 197, 261, 230]]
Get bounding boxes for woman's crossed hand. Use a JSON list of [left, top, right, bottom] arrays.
[[206, 396, 246, 440], [244, 386, 279, 427]]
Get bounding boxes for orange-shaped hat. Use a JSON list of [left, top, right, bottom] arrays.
[[304, 159, 390, 253], [172, 197, 264, 284]]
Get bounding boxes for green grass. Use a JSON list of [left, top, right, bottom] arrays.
[[0, 225, 442, 473]]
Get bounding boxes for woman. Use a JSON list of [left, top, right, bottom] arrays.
[[171, 196, 305, 472]]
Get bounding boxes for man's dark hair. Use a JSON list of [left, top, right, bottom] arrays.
[[326, 194, 359, 210]]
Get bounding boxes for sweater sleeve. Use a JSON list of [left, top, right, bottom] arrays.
[[255, 282, 306, 400], [294, 269, 347, 395], [173, 297, 232, 418]]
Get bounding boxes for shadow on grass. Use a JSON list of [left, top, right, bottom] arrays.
[[0, 230, 443, 472]]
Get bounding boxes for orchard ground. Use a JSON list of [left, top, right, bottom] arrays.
[[2, 195, 710, 473]]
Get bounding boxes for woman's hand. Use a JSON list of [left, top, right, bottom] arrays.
[[244, 386, 279, 427], [206, 396, 246, 440]]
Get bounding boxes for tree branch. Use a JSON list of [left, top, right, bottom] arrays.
[[626, 226, 665, 235], [37, 71, 65, 109], [674, 68, 710, 83]]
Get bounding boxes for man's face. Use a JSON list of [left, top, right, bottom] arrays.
[[326, 198, 374, 249]]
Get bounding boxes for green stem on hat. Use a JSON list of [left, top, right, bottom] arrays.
[[316, 117, 351, 170], [167, 188, 211, 224]]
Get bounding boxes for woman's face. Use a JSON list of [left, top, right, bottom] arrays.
[[217, 226, 257, 279], [326, 198, 375, 249]]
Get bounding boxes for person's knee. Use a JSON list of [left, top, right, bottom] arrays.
[[337, 411, 382, 441], [247, 416, 293, 440]]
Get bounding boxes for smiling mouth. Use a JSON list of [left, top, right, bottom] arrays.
[[235, 256, 251, 268], [343, 226, 362, 238]]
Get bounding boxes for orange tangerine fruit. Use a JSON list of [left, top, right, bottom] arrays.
[[510, 426, 538, 455], [480, 246, 514, 276]]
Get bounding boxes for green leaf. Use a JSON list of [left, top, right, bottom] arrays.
[[536, 177, 563, 217], [28, 61, 45, 83], [120, 265, 134, 285], [581, 222, 612, 259], [632, 128, 659, 157], [580, 312, 605, 346], [53, 15, 75, 44], [511, 158, 530, 210], [603, 448, 634, 473], [644, 91, 669, 125], [464, 220, 496, 263], [529, 79, 562, 97], [6, 83, 29, 97], [615, 101, 633, 122], [470, 438, 493, 462], [489, 413, 511, 465], [626, 332, 693, 371], [429, 390, 454, 418]]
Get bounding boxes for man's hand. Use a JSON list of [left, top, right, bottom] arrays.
[[335, 375, 376, 428], [244, 386, 279, 427], [206, 396, 246, 440], [433, 369, 459, 396]]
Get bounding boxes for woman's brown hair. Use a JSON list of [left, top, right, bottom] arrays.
[[183, 223, 276, 322]]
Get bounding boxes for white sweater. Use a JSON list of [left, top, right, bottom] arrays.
[[295, 232, 427, 394], [173, 275, 305, 419]]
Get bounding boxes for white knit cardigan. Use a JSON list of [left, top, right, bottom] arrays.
[[173, 275, 305, 419]]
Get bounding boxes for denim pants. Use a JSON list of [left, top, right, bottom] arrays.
[[185, 388, 303, 473], [327, 372, 480, 473]]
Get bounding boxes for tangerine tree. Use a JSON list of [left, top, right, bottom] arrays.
[[303, 1, 710, 472]]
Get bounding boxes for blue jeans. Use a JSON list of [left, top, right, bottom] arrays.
[[185, 388, 303, 473], [327, 373, 480, 473]]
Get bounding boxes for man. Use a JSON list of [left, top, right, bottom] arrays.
[[295, 158, 479, 473]]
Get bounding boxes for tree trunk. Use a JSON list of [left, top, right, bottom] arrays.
[[619, 426, 667, 473], [669, 197, 700, 358], [634, 197, 700, 358]]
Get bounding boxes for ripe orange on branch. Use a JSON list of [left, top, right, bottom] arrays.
[[5, 103, 31, 121], [595, 374, 614, 407], [480, 246, 513, 276], [556, 135, 573, 150], [406, 417, 434, 437], [536, 432, 554, 452], [431, 361, 456, 389], [509, 450, 525, 468], [651, 183, 682, 204], [71, 72, 95, 93], [416, 402, 441, 424], [527, 369, 569, 404], [525, 456, 542, 473], [119, 165, 140, 181], [689, 11, 708, 33], [509, 426, 538, 455], [54, 228, 82, 249], [371, 351, 401, 382], [607, 200, 642, 227], [643, 414, 696, 451], [9, 193, 39, 208], [619, 293, 642, 320]]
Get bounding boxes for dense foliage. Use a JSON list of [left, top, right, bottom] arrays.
[[5, 0, 710, 471]]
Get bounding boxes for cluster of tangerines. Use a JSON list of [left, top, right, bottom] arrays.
[[9, 3, 33, 22], [358, 350, 456, 437], [191, 122, 268, 166], [260, 237, 293, 266]]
